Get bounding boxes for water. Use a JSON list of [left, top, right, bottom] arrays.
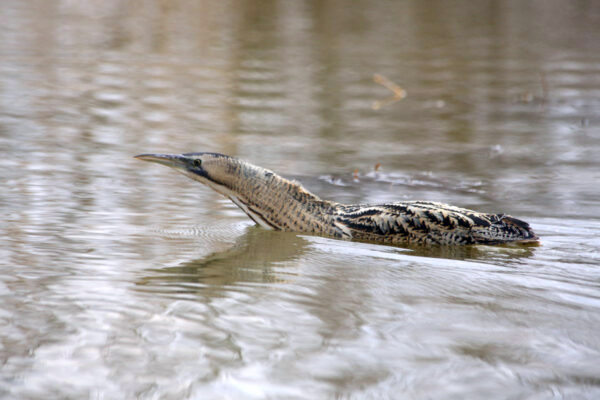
[[1, 0, 600, 398]]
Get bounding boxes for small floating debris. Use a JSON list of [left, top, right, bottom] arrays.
[[372, 73, 407, 110], [511, 71, 548, 109], [488, 144, 504, 158]]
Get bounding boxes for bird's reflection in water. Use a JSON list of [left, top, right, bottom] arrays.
[[136, 227, 308, 297], [304, 234, 538, 265], [136, 223, 537, 300], [403, 241, 538, 263]]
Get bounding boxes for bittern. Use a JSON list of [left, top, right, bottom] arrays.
[[134, 152, 538, 246]]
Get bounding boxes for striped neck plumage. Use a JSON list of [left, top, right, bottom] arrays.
[[193, 157, 332, 230]]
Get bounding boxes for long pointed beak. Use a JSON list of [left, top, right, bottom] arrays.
[[134, 153, 188, 170]]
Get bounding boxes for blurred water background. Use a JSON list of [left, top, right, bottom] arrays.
[[1, 0, 600, 398]]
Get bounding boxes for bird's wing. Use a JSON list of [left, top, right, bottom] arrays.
[[334, 201, 536, 244]]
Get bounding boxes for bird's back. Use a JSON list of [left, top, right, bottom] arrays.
[[333, 201, 538, 245]]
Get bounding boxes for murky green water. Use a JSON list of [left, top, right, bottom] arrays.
[[2, 1, 600, 398]]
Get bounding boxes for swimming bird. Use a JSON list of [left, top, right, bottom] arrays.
[[134, 152, 538, 245]]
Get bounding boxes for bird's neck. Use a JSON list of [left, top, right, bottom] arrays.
[[223, 162, 338, 233]]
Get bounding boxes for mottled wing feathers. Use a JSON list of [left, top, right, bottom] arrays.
[[335, 201, 537, 245]]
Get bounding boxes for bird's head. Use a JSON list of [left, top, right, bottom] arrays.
[[134, 152, 239, 196]]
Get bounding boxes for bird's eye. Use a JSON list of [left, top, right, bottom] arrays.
[[193, 159, 202, 168]]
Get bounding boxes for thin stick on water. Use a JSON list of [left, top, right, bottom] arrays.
[[372, 73, 407, 110]]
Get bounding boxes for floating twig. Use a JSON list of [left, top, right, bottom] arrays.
[[372, 73, 407, 110]]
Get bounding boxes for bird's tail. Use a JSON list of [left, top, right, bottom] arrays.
[[471, 214, 539, 244]]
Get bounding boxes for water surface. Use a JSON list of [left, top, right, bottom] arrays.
[[1, 1, 600, 398]]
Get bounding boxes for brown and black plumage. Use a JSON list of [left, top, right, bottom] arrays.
[[134, 152, 539, 246]]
